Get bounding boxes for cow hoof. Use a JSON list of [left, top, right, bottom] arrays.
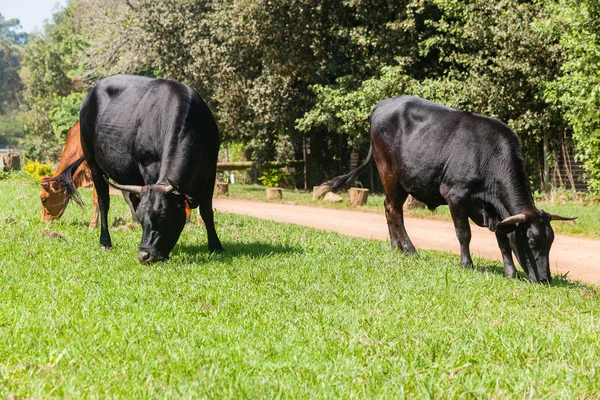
[[100, 245, 112, 251], [210, 247, 225, 254]]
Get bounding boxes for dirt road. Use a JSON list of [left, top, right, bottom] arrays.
[[213, 198, 600, 285]]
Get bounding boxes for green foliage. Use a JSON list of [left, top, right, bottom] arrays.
[[23, 158, 53, 181], [20, 2, 87, 162], [0, 110, 27, 147], [1, 178, 600, 397], [0, 14, 26, 114], [222, 141, 247, 163], [258, 168, 291, 188], [49, 92, 86, 143], [19, 0, 600, 192], [298, 66, 418, 146], [544, 0, 600, 195], [0, 14, 27, 45], [299, 0, 564, 187]]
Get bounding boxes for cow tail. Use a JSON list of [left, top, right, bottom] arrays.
[[314, 144, 374, 199], [51, 155, 86, 208]]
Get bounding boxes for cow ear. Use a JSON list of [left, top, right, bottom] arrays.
[[41, 176, 51, 190], [167, 178, 180, 191], [167, 178, 192, 203], [173, 191, 193, 205]]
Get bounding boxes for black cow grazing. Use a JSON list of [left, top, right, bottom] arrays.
[[316, 95, 576, 283], [57, 74, 224, 263]]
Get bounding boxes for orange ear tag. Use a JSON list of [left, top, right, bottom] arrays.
[[184, 200, 191, 218]]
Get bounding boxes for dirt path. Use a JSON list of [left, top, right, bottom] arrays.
[[213, 198, 600, 285]]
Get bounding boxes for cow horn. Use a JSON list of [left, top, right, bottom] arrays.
[[548, 213, 578, 222], [498, 214, 528, 226], [103, 176, 143, 194]]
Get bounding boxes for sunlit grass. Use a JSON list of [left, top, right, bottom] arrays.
[[1, 176, 599, 398]]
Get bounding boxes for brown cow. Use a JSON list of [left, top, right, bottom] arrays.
[[40, 122, 191, 227], [40, 122, 100, 228]]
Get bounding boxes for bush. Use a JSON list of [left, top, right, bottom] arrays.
[[23, 158, 54, 181], [258, 168, 291, 188]]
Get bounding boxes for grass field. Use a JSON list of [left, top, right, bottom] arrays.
[[1, 176, 600, 398], [226, 184, 600, 239]]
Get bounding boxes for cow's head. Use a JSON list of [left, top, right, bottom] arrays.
[[40, 175, 83, 221], [497, 210, 576, 283], [105, 177, 190, 263]]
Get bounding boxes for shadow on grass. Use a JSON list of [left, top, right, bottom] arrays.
[[172, 240, 302, 264], [67, 220, 93, 229], [474, 262, 589, 289]]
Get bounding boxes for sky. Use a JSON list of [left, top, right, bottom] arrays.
[[0, 0, 68, 33]]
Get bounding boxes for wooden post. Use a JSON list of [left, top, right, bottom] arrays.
[[3, 153, 20, 171], [543, 132, 549, 189], [303, 135, 308, 191], [405, 195, 426, 209], [215, 182, 229, 196], [266, 188, 283, 200], [349, 187, 369, 206]]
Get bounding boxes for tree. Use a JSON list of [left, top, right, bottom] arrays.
[[545, 0, 600, 195], [299, 0, 565, 189], [20, 2, 88, 161], [0, 14, 27, 114]]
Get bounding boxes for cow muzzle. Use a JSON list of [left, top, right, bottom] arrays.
[[138, 250, 153, 264], [138, 249, 168, 264]]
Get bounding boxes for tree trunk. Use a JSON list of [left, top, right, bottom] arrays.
[[215, 182, 229, 196], [543, 132, 549, 189], [349, 187, 369, 206], [2, 153, 20, 171], [266, 188, 283, 200]]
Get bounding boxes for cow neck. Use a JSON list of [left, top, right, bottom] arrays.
[[488, 174, 537, 221], [156, 132, 192, 191], [54, 135, 82, 177], [157, 157, 192, 194]]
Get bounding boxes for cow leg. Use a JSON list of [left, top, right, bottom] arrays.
[[384, 189, 417, 255], [89, 187, 99, 229], [198, 180, 224, 253], [496, 232, 517, 279], [89, 166, 112, 249], [447, 203, 473, 268]]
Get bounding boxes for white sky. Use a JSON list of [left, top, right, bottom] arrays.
[[0, 0, 68, 33]]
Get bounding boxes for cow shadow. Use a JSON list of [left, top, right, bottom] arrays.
[[172, 240, 302, 264], [474, 262, 588, 289]]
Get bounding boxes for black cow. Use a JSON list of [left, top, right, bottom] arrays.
[[316, 95, 575, 283], [57, 74, 223, 263]]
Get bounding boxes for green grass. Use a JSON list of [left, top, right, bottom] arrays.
[[225, 184, 600, 239], [1, 176, 600, 398]]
